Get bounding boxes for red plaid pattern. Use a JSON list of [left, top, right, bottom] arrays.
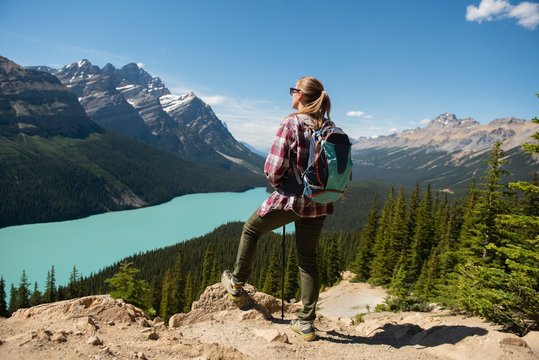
[[258, 114, 334, 218]]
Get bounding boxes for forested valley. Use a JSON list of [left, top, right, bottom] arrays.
[[2, 119, 538, 336]]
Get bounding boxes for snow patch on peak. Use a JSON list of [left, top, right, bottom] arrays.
[[160, 93, 196, 113], [77, 59, 91, 68], [431, 113, 459, 127]]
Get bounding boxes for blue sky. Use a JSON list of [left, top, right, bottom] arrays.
[[1, 0, 538, 150]]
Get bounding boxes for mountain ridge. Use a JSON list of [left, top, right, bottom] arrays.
[[352, 113, 538, 191], [31, 60, 264, 174], [0, 56, 102, 139]]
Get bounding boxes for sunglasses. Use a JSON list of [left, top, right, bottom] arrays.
[[289, 87, 301, 96]]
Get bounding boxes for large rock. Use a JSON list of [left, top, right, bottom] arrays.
[[169, 283, 300, 328], [11, 295, 149, 324]]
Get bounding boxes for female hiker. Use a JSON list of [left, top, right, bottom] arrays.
[[222, 76, 334, 341]]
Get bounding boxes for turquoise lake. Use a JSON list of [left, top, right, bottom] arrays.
[[0, 187, 268, 291]]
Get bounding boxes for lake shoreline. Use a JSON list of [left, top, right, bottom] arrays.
[[0, 187, 268, 294]]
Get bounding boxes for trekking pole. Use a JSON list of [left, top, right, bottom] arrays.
[[281, 224, 285, 320]]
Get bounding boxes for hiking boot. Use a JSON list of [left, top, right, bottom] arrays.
[[290, 318, 316, 341], [221, 270, 244, 300]]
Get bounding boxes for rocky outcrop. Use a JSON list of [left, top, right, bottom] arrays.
[[169, 283, 301, 327], [11, 295, 149, 323], [1, 284, 538, 360]]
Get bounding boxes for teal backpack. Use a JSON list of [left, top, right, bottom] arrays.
[[290, 123, 353, 203]]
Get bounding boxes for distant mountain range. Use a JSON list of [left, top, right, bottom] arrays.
[[2, 53, 537, 226], [352, 113, 539, 192], [30, 59, 264, 174], [0, 55, 264, 227]]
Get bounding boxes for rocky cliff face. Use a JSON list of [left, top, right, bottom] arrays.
[[38, 60, 263, 173], [0, 56, 101, 138], [52, 60, 152, 141], [159, 92, 263, 172]]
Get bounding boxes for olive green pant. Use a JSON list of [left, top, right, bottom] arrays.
[[233, 209, 326, 321]]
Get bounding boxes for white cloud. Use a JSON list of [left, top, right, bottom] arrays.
[[389, 128, 398, 133], [346, 110, 365, 118], [201, 95, 227, 105], [510, 2, 539, 28], [420, 118, 431, 125], [466, 0, 512, 22], [466, 0, 539, 29]]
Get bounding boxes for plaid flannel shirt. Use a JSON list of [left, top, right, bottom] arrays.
[[258, 114, 334, 218]]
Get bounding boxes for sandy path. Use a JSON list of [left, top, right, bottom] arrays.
[[317, 272, 387, 318]]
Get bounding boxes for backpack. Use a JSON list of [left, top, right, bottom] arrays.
[[290, 122, 353, 203]]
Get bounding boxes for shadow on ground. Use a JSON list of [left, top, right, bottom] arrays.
[[318, 323, 488, 348]]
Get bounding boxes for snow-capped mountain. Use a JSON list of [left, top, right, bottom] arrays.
[[34, 60, 263, 174], [50, 60, 152, 141], [159, 92, 263, 172], [352, 113, 538, 192]]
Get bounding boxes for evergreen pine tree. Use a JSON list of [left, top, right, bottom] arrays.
[[67, 266, 82, 299], [521, 172, 539, 217], [284, 242, 299, 301], [262, 246, 280, 296], [350, 198, 379, 281], [415, 192, 451, 300], [183, 271, 193, 312], [388, 187, 409, 273], [200, 243, 216, 292], [406, 184, 421, 240], [44, 265, 56, 303], [160, 270, 175, 322], [326, 234, 344, 286], [171, 252, 184, 314], [449, 141, 510, 298], [427, 199, 464, 301], [17, 270, 30, 309], [0, 277, 8, 317], [105, 262, 149, 310], [414, 252, 437, 301], [29, 282, 42, 307], [408, 184, 435, 281], [317, 238, 329, 288], [479, 142, 509, 262], [369, 187, 396, 285], [56, 285, 66, 301], [146, 278, 161, 316], [433, 193, 451, 251], [8, 284, 17, 313]]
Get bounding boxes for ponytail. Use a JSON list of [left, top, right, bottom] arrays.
[[295, 77, 331, 129]]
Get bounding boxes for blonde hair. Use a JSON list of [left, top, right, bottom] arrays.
[[296, 76, 331, 129]]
